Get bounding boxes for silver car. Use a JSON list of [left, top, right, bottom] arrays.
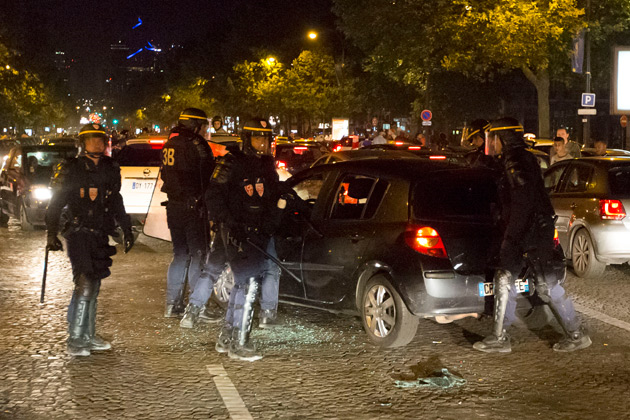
[[544, 157, 630, 278]]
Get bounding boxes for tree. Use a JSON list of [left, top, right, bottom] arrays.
[[333, 0, 630, 137]]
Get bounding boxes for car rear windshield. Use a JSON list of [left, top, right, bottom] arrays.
[[276, 145, 326, 168], [412, 169, 497, 219], [25, 149, 77, 182], [113, 144, 162, 166], [609, 165, 630, 196]]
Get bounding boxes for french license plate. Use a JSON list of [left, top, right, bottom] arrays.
[[478, 279, 529, 297], [131, 181, 155, 190]]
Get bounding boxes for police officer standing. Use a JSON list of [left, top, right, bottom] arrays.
[[206, 118, 282, 361], [462, 119, 492, 167], [473, 117, 591, 353], [161, 108, 219, 328], [46, 123, 134, 357]]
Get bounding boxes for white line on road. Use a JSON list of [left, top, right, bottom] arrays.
[[575, 302, 630, 333], [207, 364, 253, 420]]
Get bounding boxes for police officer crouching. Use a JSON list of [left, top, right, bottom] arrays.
[[46, 123, 134, 357], [473, 118, 591, 353], [206, 118, 282, 362], [161, 108, 219, 328]]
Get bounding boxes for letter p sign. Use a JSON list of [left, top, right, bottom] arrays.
[[581, 93, 596, 107]]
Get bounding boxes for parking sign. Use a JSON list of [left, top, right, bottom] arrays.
[[581, 93, 596, 107]]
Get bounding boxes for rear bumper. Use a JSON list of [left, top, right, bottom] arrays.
[[590, 222, 630, 263]]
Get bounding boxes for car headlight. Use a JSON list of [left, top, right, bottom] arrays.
[[32, 186, 52, 201]]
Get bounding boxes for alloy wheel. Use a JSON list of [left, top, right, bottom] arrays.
[[572, 233, 590, 274], [363, 284, 396, 338]]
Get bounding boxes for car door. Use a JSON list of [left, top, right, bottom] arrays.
[[301, 172, 381, 304], [549, 162, 595, 252], [276, 169, 335, 299]]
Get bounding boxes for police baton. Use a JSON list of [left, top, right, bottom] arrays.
[[246, 238, 302, 284], [40, 246, 49, 303]]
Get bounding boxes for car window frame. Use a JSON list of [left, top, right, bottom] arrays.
[[328, 172, 383, 221], [556, 162, 594, 194], [544, 161, 571, 193]]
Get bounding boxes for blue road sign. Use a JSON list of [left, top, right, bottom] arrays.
[[581, 93, 596, 107], [421, 110, 432, 121]]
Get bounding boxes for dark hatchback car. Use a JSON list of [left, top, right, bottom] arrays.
[[246, 159, 499, 347], [0, 145, 78, 229], [275, 141, 330, 175]]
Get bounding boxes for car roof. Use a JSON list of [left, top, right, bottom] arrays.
[[125, 136, 167, 145], [328, 149, 413, 159], [20, 144, 77, 152], [581, 148, 630, 156]]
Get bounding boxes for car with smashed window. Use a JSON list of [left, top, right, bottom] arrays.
[[0, 144, 78, 229], [544, 157, 630, 278], [214, 158, 506, 348]]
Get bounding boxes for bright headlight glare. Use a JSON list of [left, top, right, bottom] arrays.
[[32, 187, 52, 200]]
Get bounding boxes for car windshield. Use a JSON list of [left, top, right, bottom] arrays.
[[412, 169, 497, 219], [113, 144, 162, 166], [24, 149, 77, 182], [608, 165, 630, 196]]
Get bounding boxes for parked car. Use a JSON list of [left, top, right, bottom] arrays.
[[0, 144, 78, 229], [543, 157, 630, 278], [526, 138, 554, 155], [214, 158, 513, 348], [112, 136, 165, 228], [311, 149, 416, 167], [275, 140, 330, 175]]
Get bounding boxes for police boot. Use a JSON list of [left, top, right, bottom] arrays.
[[87, 298, 111, 351], [215, 325, 233, 354], [259, 309, 281, 329], [474, 270, 512, 353], [553, 328, 592, 352], [228, 278, 262, 362], [199, 303, 222, 324], [67, 298, 91, 357], [180, 303, 202, 328]]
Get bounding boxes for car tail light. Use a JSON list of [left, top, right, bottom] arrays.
[[408, 146, 421, 150], [599, 199, 626, 220], [395, 141, 404, 146], [276, 161, 287, 169], [404, 225, 448, 258], [429, 155, 446, 160], [149, 139, 165, 144], [333, 144, 342, 152], [553, 228, 560, 247]]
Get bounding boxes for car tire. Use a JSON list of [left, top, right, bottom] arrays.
[[19, 200, 34, 231], [211, 263, 234, 309], [571, 229, 606, 278], [360, 274, 418, 348]]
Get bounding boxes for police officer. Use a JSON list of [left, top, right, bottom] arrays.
[[462, 119, 493, 167], [206, 118, 282, 361], [161, 108, 219, 328], [46, 123, 134, 357], [473, 117, 591, 353]]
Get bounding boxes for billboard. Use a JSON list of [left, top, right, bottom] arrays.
[[611, 46, 630, 115], [332, 118, 349, 141]]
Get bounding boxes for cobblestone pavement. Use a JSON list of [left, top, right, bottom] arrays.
[[1, 224, 630, 419]]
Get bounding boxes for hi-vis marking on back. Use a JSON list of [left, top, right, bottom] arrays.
[[162, 148, 175, 166], [207, 364, 253, 419]]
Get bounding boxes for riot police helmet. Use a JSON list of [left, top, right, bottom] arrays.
[[461, 119, 490, 149], [485, 117, 525, 156], [78, 123, 108, 156], [241, 118, 273, 156], [177, 108, 209, 134]]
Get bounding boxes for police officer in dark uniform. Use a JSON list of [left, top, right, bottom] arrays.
[[46, 123, 134, 357], [206, 118, 282, 361], [462, 119, 493, 167], [473, 117, 591, 353], [161, 108, 220, 328]]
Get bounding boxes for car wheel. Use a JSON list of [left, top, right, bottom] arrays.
[[19, 200, 34, 231], [211, 263, 234, 309], [571, 229, 606, 278], [360, 274, 418, 348]]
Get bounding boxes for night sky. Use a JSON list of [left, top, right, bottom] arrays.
[[1, 0, 337, 66]]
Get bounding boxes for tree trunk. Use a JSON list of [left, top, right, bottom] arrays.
[[521, 66, 550, 138]]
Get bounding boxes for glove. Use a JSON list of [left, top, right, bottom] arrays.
[[47, 233, 63, 252], [123, 229, 135, 253]]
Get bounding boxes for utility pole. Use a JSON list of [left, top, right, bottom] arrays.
[[583, 0, 592, 146]]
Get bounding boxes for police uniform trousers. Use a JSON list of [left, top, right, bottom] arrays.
[[166, 201, 213, 307]]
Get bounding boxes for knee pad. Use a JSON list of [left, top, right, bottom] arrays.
[[74, 274, 98, 299]]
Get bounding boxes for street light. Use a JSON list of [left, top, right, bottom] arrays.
[[265, 56, 277, 66], [307, 31, 318, 40]]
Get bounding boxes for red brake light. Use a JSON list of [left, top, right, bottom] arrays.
[[429, 155, 446, 160], [294, 146, 308, 150], [395, 141, 404, 146], [408, 146, 421, 150], [333, 144, 342, 152], [553, 228, 560, 247], [276, 161, 286, 168], [149, 139, 165, 144], [404, 226, 448, 258], [599, 199, 626, 220]]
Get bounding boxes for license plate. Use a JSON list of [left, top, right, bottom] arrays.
[[131, 181, 155, 190], [478, 279, 529, 297]]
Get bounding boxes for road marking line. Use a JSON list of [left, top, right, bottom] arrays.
[[207, 364, 253, 420], [575, 302, 630, 333]]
